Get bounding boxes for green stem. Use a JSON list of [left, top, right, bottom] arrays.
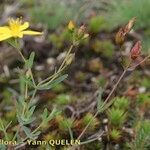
[[12, 126, 20, 141], [39, 65, 66, 88], [30, 69, 36, 87], [16, 48, 26, 62], [25, 83, 28, 99], [38, 44, 74, 86]]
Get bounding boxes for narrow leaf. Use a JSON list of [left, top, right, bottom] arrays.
[[22, 126, 33, 139], [38, 74, 68, 90], [25, 52, 35, 68], [27, 106, 36, 118], [97, 88, 104, 112], [42, 108, 48, 121]]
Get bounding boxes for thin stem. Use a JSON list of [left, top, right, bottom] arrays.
[[31, 89, 37, 100], [102, 65, 129, 106], [12, 126, 20, 141], [38, 44, 74, 86], [16, 48, 26, 62], [39, 65, 66, 88], [58, 45, 74, 72], [30, 68, 36, 87], [80, 131, 104, 145], [25, 83, 28, 99]]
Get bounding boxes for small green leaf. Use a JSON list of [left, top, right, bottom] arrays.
[[22, 76, 34, 87], [0, 120, 4, 131], [34, 131, 41, 137], [22, 117, 36, 125], [38, 74, 68, 90], [17, 115, 24, 126], [27, 106, 36, 118], [7, 87, 19, 97], [22, 126, 33, 139], [42, 108, 48, 121], [25, 52, 35, 68], [5, 121, 12, 130], [18, 96, 25, 107], [47, 107, 61, 122], [97, 88, 104, 112], [20, 76, 25, 95], [42, 107, 61, 124]]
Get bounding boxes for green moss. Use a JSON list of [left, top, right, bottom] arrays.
[[137, 93, 150, 106], [88, 58, 103, 73], [52, 83, 67, 93], [81, 113, 99, 131], [54, 94, 75, 105], [141, 77, 150, 89], [110, 129, 121, 141], [49, 29, 71, 49], [84, 141, 104, 150], [75, 71, 86, 82], [91, 40, 114, 57], [129, 120, 150, 150], [88, 16, 109, 33], [95, 76, 107, 87], [5, 110, 17, 125], [58, 117, 74, 131], [107, 108, 127, 127], [113, 97, 130, 110]]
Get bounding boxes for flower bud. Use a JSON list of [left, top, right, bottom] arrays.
[[124, 17, 136, 33], [78, 25, 86, 37], [68, 21, 75, 31], [130, 41, 141, 60], [26, 69, 31, 78], [83, 33, 89, 39], [77, 25, 89, 41], [66, 53, 75, 65], [115, 28, 125, 45]]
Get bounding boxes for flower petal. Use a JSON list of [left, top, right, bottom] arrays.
[[20, 22, 29, 31], [0, 26, 10, 33], [22, 30, 43, 35], [0, 33, 12, 41]]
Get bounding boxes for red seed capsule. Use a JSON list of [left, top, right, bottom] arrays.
[[130, 41, 141, 60]]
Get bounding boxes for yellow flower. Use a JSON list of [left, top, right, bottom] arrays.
[[68, 21, 75, 31], [0, 18, 42, 41]]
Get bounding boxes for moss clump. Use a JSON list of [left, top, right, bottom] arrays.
[[113, 97, 130, 111], [56, 116, 74, 131], [91, 40, 114, 58], [107, 108, 127, 127], [75, 71, 87, 82], [88, 58, 103, 73], [54, 94, 72, 105], [88, 16, 109, 33], [52, 83, 67, 93], [110, 129, 121, 141]]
